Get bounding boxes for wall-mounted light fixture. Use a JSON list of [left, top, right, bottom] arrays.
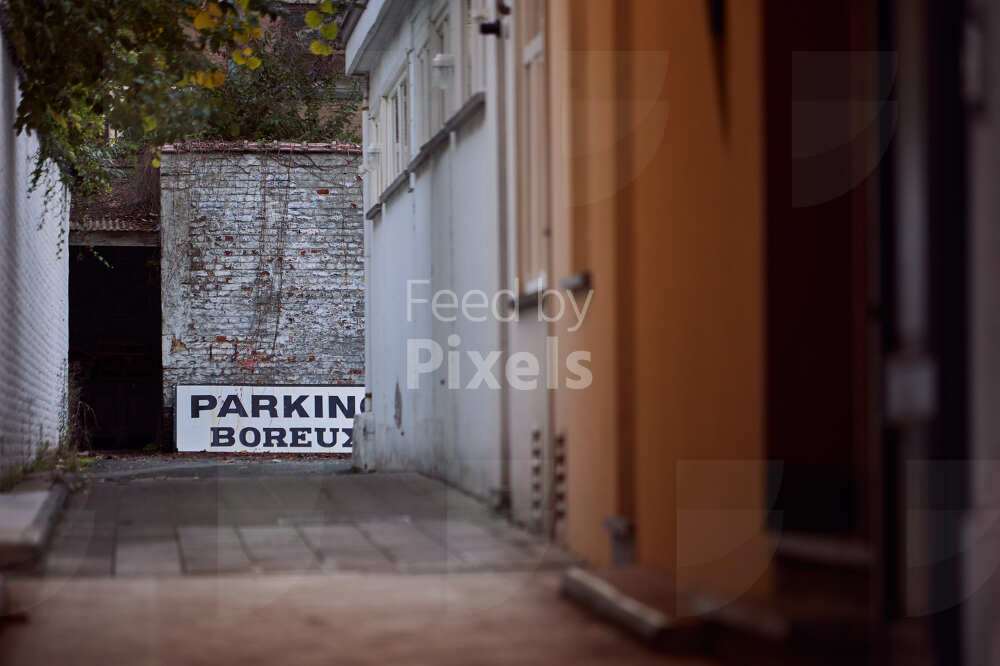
[[431, 53, 455, 91]]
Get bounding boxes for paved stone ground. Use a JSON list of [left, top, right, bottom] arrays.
[[0, 458, 714, 665], [44, 461, 571, 577], [2, 573, 715, 665]]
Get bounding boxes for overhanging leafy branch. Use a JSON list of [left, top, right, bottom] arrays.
[[0, 0, 350, 197]]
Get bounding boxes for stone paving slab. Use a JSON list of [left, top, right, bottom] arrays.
[[117, 524, 177, 542], [178, 526, 242, 547], [358, 519, 457, 567], [300, 524, 378, 552], [0, 484, 69, 568], [300, 524, 394, 572], [115, 541, 182, 577], [239, 527, 319, 571], [45, 536, 115, 577], [179, 546, 253, 575], [52, 521, 116, 540]]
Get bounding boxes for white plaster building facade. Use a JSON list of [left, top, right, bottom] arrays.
[[346, 0, 561, 535], [346, 0, 510, 506], [0, 29, 70, 479]]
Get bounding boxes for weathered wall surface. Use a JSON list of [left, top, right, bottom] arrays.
[[159, 147, 365, 441], [0, 30, 70, 479]]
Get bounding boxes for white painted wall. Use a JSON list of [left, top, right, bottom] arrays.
[[356, 0, 504, 501], [0, 30, 70, 479]]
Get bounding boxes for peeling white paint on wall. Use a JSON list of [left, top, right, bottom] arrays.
[[159, 149, 366, 442]]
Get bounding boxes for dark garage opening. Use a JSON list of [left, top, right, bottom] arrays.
[[70, 246, 161, 450]]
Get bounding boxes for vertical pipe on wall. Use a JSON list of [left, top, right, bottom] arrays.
[[492, 0, 511, 512]]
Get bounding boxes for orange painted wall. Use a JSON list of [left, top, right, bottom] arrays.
[[548, 0, 626, 566], [626, 0, 769, 599], [552, 0, 770, 594]]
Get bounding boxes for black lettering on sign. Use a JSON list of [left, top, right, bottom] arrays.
[[329, 396, 356, 419], [264, 428, 287, 447], [289, 428, 311, 447], [341, 428, 354, 448], [314, 395, 323, 418], [316, 428, 337, 448], [192, 395, 217, 418], [211, 427, 235, 446], [283, 395, 308, 418], [252, 394, 278, 418], [239, 427, 261, 447], [218, 394, 248, 418]]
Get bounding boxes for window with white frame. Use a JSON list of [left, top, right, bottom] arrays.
[[428, 5, 452, 132], [413, 0, 487, 150], [414, 46, 430, 146], [516, 0, 548, 289], [367, 66, 411, 200], [363, 103, 382, 206], [387, 74, 410, 178], [460, 0, 489, 101]]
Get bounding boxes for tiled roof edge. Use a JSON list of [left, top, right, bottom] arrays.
[[69, 216, 160, 232]]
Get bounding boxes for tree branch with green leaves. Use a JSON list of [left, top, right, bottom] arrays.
[[0, 0, 349, 197]]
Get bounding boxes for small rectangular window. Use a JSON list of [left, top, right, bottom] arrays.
[[516, 0, 548, 287], [460, 0, 488, 101], [431, 10, 452, 125], [385, 72, 411, 180], [363, 105, 382, 207]]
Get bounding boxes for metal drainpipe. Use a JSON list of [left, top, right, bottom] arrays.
[[493, 2, 512, 514]]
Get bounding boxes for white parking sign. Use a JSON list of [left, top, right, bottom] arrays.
[[175, 385, 366, 453]]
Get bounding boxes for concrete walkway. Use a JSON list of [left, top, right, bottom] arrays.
[[0, 458, 714, 665], [2, 572, 713, 665], [44, 466, 569, 576]]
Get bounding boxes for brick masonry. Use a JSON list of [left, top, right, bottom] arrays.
[[159, 148, 365, 443], [0, 31, 70, 479]]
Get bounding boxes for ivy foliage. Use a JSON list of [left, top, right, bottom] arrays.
[[0, 0, 349, 197], [198, 32, 360, 143]]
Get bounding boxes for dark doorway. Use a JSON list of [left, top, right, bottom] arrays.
[[70, 246, 161, 450], [763, 0, 886, 539]]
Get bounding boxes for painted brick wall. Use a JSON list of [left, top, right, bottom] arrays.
[[0, 32, 70, 479], [159, 149, 365, 441]]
